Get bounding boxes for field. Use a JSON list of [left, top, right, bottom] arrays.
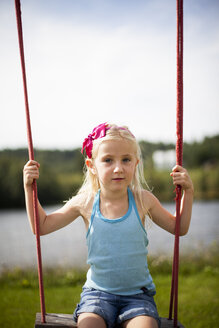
[[1, 246, 218, 328]]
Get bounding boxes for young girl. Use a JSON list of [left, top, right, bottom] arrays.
[[23, 123, 194, 328]]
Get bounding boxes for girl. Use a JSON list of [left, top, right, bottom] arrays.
[[23, 123, 194, 328]]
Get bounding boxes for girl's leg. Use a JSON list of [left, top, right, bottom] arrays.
[[122, 315, 158, 328], [78, 313, 107, 328]]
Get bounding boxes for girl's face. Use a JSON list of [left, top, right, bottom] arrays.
[[88, 139, 139, 194]]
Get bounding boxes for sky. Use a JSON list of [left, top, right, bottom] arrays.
[[0, 0, 219, 150]]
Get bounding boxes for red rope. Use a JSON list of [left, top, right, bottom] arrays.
[[169, 0, 183, 327], [14, 0, 46, 323]]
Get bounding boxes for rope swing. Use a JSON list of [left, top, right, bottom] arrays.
[[14, 0, 46, 323], [14, 0, 184, 327], [169, 0, 184, 326]]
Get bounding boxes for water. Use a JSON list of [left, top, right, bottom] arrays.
[[0, 201, 218, 271]]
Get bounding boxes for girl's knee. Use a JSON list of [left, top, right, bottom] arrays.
[[122, 315, 158, 328], [78, 312, 107, 328]]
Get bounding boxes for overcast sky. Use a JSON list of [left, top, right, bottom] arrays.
[[1, 0, 218, 150]]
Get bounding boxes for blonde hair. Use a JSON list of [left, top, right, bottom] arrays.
[[77, 123, 150, 215]]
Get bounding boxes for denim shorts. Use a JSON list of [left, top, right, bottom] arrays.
[[73, 287, 161, 328]]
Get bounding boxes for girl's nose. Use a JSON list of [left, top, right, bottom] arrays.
[[114, 163, 123, 173]]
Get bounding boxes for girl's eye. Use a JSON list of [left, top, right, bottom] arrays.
[[123, 158, 131, 163], [104, 158, 112, 163]]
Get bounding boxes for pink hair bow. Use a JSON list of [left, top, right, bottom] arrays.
[[81, 123, 107, 158]]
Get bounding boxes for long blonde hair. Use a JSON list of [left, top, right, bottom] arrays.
[[77, 123, 149, 214]]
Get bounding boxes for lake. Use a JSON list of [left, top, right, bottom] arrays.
[[0, 201, 218, 272]]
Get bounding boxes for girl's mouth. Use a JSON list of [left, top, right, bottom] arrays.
[[112, 178, 124, 181]]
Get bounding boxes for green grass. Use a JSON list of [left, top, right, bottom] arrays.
[[0, 249, 219, 328], [154, 273, 219, 327]]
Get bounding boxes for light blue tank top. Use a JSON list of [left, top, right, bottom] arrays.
[[84, 188, 155, 295]]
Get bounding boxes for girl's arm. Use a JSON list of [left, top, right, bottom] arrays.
[[23, 160, 81, 235], [146, 165, 194, 236]]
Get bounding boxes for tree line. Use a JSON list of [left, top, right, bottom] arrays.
[[0, 135, 218, 208]]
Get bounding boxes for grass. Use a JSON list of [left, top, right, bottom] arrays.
[[154, 273, 219, 327], [0, 246, 219, 328]]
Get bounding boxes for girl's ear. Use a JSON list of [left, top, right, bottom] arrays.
[[86, 159, 96, 175]]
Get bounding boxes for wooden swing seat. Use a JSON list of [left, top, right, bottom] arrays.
[[35, 313, 185, 328]]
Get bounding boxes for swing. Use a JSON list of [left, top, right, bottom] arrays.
[[14, 0, 185, 327]]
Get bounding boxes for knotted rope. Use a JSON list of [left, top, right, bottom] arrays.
[[14, 0, 46, 323], [168, 0, 184, 327]]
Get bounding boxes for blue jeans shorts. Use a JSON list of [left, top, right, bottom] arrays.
[[73, 287, 161, 328]]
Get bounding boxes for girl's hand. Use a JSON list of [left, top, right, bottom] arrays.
[[23, 160, 40, 188], [170, 165, 194, 193]]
